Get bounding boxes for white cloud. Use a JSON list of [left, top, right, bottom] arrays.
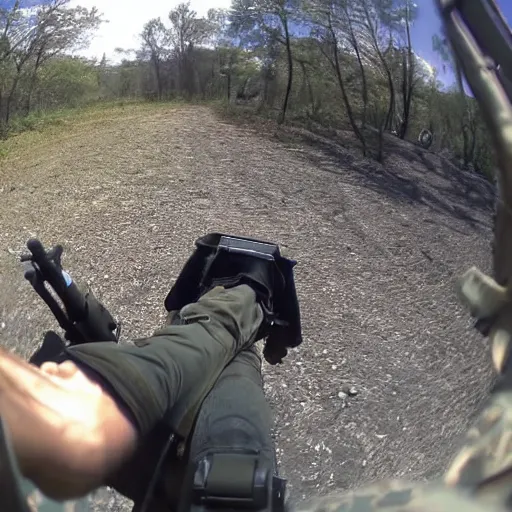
[[69, 0, 231, 63], [413, 52, 435, 78]]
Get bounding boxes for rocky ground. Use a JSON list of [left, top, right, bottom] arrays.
[[0, 104, 496, 510]]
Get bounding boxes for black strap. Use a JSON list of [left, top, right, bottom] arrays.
[[191, 453, 271, 510], [205, 453, 258, 498]]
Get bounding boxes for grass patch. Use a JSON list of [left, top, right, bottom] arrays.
[[0, 99, 186, 161], [8, 99, 177, 134], [213, 101, 284, 137]]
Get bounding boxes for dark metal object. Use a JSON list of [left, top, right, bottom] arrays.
[[20, 238, 120, 345]]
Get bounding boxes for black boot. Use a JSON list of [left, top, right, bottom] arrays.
[[164, 233, 302, 364]]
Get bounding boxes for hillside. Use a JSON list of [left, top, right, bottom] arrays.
[[0, 103, 496, 509]]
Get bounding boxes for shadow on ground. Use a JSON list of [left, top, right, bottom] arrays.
[[0, 105, 497, 509], [278, 128, 494, 235]]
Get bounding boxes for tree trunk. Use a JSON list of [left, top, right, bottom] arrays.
[[298, 60, 315, 116], [5, 71, 22, 126], [399, 4, 415, 139], [324, 15, 366, 155], [25, 72, 37, 115], [455, 66, 473, 168], [151, 54, 163, 100], [377, 126, 385, 163], [278, 12, 293, 125], [354, 46, 368, 129], [260, 65, 271, 110], [24, 46, 45, 115], [461, 124, 470, 168], [469, 123, 477, 165], [0, 91, 6, 139], [363, 3, 394, 136], [227, 72, 231, 102], [383, 61, 395, 133], [345, 8, 368, 129]]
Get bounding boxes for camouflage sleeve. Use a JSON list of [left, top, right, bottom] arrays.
[[21, 479, 95, 512], [433, 0, 512, 508], [443, 271, 512, 507], [291, 479, 509, 512], [0, 414, 96, 512]]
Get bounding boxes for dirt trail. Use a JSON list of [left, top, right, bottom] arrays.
[[0, 105, 495, 508]]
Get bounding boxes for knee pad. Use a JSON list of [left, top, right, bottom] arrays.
[[180, 450, 286, 512], [189, 365, 275, 469]]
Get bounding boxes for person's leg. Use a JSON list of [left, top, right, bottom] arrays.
[[65, 284, 264, 438], [188, 345, 275, 470], [148, 345, 276, 512], [0, 284, 264, 501]]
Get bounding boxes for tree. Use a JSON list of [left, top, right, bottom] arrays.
[[229, 0, 297, 124], [0, 0, 496, 181], [0, 0, 102, 132], [23, 3, 102, 114], [206, 8, 238, 101], [304, 0, 367, 154], [219, 46, 239, 101], [35, 56, 99, 109], [433, 33, 478, 169], [168, 2, 214, 96], [0, 1, 37, 65], [359, 0, 396, 150], [340, 0, 369, 129], [393, 0, 418, 139], [292, 38, 327, 118], [139, 18, 169, 99]]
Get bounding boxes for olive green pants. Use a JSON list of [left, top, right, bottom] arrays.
[[57, 284, 275, 507], [65, 284, 265, 437], [18, 284, 275, 511]]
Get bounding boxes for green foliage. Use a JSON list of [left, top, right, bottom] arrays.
[[33, 57, 100, 110], [0, 0, 103, 137], [0, 0, 496, 180]]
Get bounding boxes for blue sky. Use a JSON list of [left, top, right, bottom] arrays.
[[1, 0, 48, 6], [0, 0, 233, 61], [411, 0, 512, 85], [1, 0, 511, 74]]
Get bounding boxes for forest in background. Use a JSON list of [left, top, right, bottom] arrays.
[[0, 0, 496, 179]]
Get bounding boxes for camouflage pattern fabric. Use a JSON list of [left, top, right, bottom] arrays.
[[7, 0, 512, 510], [0, 415, 94, 511], [295, 0, 512, 510], [294, 480, 510, 512], [22, 482, 94, 512]]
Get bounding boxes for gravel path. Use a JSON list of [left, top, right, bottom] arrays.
[[0, 104, 496, 509]]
